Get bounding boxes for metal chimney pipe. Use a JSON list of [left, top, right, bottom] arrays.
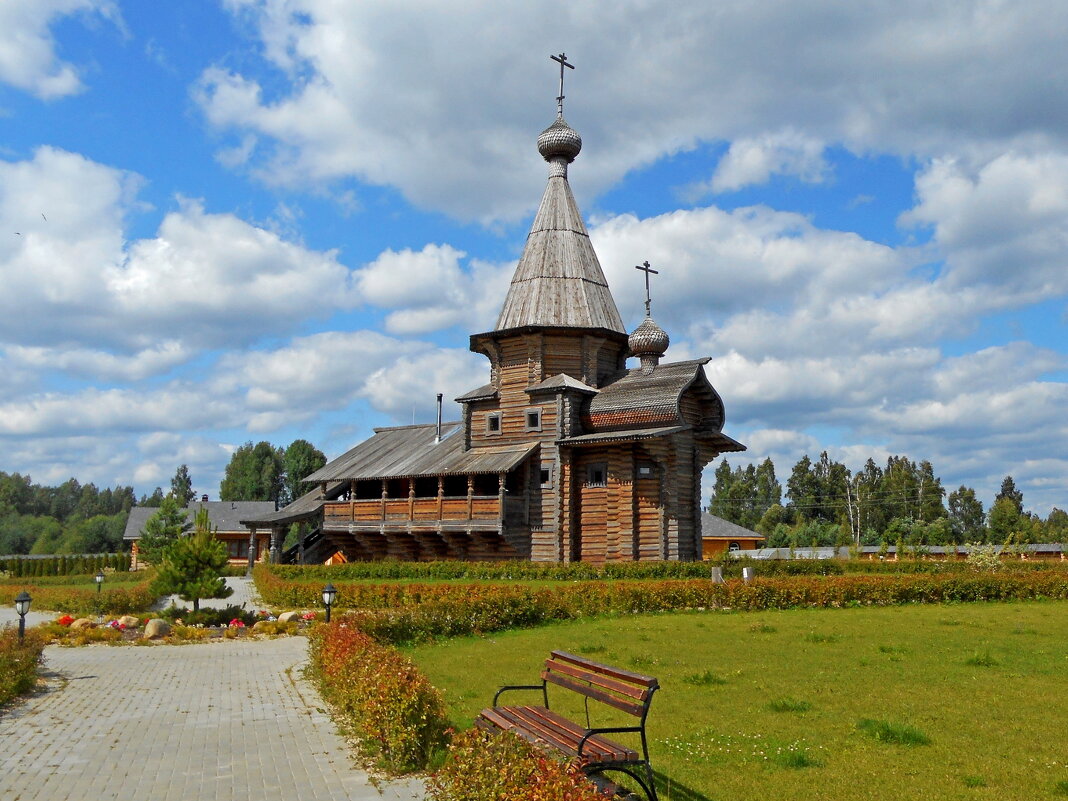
[[435, 393, 443, 442]]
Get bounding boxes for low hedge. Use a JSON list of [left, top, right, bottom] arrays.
[[307, 621, 449, 774], [0, 578, 158, 615], [0, 627, 46, 706], [283, 571, 1068, 646]]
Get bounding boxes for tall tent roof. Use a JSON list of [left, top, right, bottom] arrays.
[[492, 116, 625, 335]]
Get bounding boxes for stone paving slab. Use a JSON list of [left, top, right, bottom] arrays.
[[0, 637, 425, 801]]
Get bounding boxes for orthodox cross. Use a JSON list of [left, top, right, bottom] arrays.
[[635, 260, 659, 317], [550, 52, 574, 116]]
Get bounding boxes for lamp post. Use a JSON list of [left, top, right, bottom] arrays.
[[95, 570, 105, 593], [322, 583, 337, 623], [14, 591, 31, 643]]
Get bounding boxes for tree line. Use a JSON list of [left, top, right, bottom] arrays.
[[710, 454, 1067, 548], [0, 438, 326, 556]]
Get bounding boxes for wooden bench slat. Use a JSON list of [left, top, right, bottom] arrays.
[[544, 671, 647, 717], [551, 650, 659, 688], [545, 658, 653, 701], [480, 705, 638, 763], [519, 706, 637, 762]]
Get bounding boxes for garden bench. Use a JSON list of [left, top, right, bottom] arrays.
[[476, 650, 660, 801]]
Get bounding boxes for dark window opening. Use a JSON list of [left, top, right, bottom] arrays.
[[636, 462, 656, 479], [385, 479, 407, 498], [729, 541, 741, 551], [442, 475, 468, 496], [471, 474, 499, 495], [354, 480, 378, 500], [486, 413, 501, 433], [586, 463, 607, 487], [413, 477, 438, 497], [525, 409, 541, 431]]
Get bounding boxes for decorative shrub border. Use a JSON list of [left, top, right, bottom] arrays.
[[0, 578, 158, 615], [0, 628, 46, 707]]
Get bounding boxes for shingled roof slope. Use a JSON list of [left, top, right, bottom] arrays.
[[304, 422, 538, 483], [700, 512, 765, 540], [584, 358, 724, 431], [492, 150, 624, 335]]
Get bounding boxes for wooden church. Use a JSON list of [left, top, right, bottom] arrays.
[[242, 66, 744, 564]]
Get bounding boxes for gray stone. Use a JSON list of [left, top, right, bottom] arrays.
[[118, 615, 141, 628], [143, 618, 171, 639], [277, 610, 303, 623], [70, 618, 95, 630]]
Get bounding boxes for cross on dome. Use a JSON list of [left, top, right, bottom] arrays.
[[550, 52, 574, 117]]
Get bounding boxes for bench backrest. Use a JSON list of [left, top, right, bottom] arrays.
[[542, 650, 658, 719]]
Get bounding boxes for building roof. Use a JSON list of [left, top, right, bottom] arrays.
[[123, 500, 277, 541], [585, 358, 725, 431], [303, 422, 538, 483], [455, 383, 498, 403], [700, 512, 765, 540], [239, 483, 345, 527], [488, 118, 625, 336]]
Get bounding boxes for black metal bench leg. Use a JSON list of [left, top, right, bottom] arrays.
[[585, 765, 658, 801]]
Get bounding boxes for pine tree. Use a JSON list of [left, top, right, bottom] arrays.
[[152, 508, 232, 612], [138, 496, 190, 566]]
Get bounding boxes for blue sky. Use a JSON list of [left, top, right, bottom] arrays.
[[0, 1, 1065, 517]]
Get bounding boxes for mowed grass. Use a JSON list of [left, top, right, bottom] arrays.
[[405, 600, 1068, 801]]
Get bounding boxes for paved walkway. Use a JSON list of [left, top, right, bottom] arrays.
[[0, 638, 425, 801], [155, 575, 263, 612]]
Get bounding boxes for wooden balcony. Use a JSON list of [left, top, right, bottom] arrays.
[[323, 496, 504, 530]]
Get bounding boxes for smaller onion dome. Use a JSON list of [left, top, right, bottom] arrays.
[[629, 316, 670, 358], [537, 116, 582, 163]]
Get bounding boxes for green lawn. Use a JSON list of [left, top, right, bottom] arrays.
[[406, 601, 1068, 801]]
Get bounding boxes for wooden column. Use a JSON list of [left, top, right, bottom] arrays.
[[245, 527, 257, 577], [466, 475, 474, 520], [380, 479, 388, 520], [408, 478, 416, 520], [437, 476, 444, 519], [270, 527, 283, 564]]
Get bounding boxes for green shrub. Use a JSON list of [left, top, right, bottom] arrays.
[[0, 578, 158, 615], [308, 621, 449, 773], [427, 727, 606, 801], [158, 605, 256, 627], [0, 627, 46, 705], [856, 718, 931, 746]]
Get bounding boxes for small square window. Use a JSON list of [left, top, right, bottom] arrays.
[[539, 462, 553, 487], [637, 462, 656, 479], [486, 413, 501, 434], [586, 463, 607, 487], [525, 409, 541, 431]]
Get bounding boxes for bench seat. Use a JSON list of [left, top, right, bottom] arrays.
[[477, 704, 640, 764]]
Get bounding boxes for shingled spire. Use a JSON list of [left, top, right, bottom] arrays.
[[492, 66, 625, 335]]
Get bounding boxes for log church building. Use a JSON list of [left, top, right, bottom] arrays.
[[242, 61, 745, 564]]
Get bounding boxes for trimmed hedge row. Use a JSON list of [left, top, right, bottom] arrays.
[[0, 578, 158, 615], [307, 621, 449, 773], [3, 553, 131, 577], [267, 570, 1068, 645], [0, 628, 46, 707]]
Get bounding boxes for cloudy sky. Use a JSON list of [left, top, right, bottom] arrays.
[[1, 1, 1065, 515]]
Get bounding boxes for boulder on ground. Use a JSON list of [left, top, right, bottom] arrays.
[[143, 619, 171, 639], [70, 618, 96, 630], [118, 615, 140, 628], [251, 620, 272, 633], [277, 611, 302, 623]]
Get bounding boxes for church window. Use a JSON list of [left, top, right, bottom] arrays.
[[586, 463, 607, 487], [525, 408, 542, 431], [540, 462, 554, 487], [636, 462, 656, 479], [486, 412, 501, 434]]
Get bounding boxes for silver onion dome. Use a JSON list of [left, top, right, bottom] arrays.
[[537, 116, 582, 163]]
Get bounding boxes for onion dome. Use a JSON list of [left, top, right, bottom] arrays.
[[538, 116, 582, 162], [629, 316, 669, 373]]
